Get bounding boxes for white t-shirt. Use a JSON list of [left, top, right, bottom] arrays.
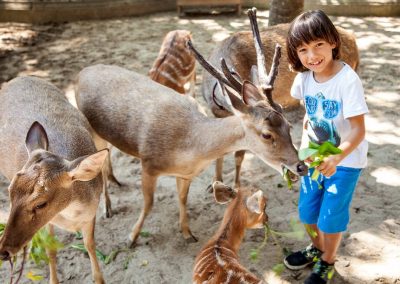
[[291, 62, 369, 168]]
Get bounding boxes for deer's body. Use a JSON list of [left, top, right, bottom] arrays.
[[0, 76, 108, 284], [76, 61, 306, 244], [201, 22, 358, 188], [149, 30, 196, 96], [193, 182, 267, 284]]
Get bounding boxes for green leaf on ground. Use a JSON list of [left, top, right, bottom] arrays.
[[272, 263, 285, 275]]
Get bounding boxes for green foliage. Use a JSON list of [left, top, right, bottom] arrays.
[[282, 167, 293, 190], [70, 243, 108, 263], [30, 228, 64, 266], [268, 219, 305, 241], [139, 231, 151, 238], [71, 243, 128, 265], [298, 141, 342, 183], [26, 271, 44, 281], [249, 219, 306, 263], [74, 231, 83, 240], [272, 263, 285, 275], [249, 224, 269, 262], [123, 253, 135, 270], [305, 224, 318, 239]]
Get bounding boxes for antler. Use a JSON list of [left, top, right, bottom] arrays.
[[221, 58, 243, 93], [186, 40, 235, 90], [247, 8, 282, 112]]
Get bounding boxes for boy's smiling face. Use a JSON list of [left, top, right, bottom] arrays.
[[296, 39, 336, 76]]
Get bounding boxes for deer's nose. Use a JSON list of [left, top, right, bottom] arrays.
[[297, 161, 308, 176], [0, 249, 10, 261]]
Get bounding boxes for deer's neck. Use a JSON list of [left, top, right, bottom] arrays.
[[212, 202, 246, 253], [190, 115, 246, 161]]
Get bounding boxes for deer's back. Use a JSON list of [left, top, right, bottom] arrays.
[[77, 64, 206, 164], [0, 76, 96, 180], [149, 30, 195, 93], [193, 243, 262, 284], [202, 23, 359, 111]]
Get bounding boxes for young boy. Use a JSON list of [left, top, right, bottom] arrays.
[[284, 10, 368, 284]]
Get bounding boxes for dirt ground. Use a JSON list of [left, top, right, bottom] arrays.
[[0, 9, 399, 284]]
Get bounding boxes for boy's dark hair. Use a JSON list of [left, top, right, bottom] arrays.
[[286, 10, 341, 72]]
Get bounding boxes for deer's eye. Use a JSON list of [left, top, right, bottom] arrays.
[[262, 133, 272, 140], [35, 202, 47, 210]]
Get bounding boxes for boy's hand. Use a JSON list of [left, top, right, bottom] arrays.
[[316, 155, 341, 177]]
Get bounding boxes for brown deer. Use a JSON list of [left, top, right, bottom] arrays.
[[193, 181, 267, 284], [0, 76, 108, 284], [101, 30, 196, 210], [149, 29, 196, 96], [75, 7, 307, 245], [202, 8, 360, 189]]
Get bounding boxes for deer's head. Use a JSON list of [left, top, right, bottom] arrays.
[[212, 181, 268, 229], [187, 8, 308, 178], [0, 122, 108, 261]]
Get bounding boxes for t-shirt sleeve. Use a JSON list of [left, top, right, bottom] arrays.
[[342, 74, 369, 119], [290, 73, 303, 100]]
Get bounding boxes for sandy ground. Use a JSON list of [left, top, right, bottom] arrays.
[[0, 9, 399, 284]]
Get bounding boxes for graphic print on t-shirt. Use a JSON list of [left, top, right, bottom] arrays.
[[305, 92, 341, 147]]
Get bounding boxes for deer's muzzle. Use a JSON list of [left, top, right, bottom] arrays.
[[0, 249, 11, 261]]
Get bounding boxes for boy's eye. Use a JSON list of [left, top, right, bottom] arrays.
[[298, 48, 306, 53], [316, 42, 325, 47]]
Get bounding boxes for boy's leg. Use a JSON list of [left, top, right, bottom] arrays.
[[307, 224, 324, 251], [284, 169, 324, 270], [321, 232, 342, 264], [305, 167, 362, 283]]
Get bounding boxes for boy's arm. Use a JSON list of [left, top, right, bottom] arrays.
[[317, 114, 366, 177]]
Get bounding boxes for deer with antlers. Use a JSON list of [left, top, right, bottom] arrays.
[[0, 76, 108, 284], [202, 8, 359, 189], [149, 29, 196, 96], [193, 182, 267, 283], [75, 7, 307, 245]]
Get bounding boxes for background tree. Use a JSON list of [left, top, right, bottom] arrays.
[[268, 0, 304, 26]]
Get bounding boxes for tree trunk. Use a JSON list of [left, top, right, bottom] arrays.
[[268, 0, 304, 27]]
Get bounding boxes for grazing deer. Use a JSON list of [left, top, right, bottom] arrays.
[[0, 76, 108, 284], [201, 8, 359, 189], [193, 181, 267, 284], [75, 7, 307, 245], [149, 29, 196, 96]]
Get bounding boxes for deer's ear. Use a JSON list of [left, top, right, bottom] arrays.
[[25, 121, 49, 154], [246, 190, 263, 214], [68, 149, 108, 182], [242, 81, 264, 106], [212, 181, 237, 204]]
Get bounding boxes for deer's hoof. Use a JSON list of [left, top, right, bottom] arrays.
[[184, 231, 198, 243], [128, 235, 138, 248], [104, 208, 113, 218]]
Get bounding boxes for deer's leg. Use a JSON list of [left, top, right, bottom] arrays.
[[81, 219, 105, 284], [215, 156, 224, 183], [176, 177, 197, 242], [234, 150, 246, 188], [207, 156, 224, 192], [46, 224, 59, 284], [101, 160, 113, 218], [91, 132, 114, 218], [107, 153, 122, 186], [129, 171, 157, 246]]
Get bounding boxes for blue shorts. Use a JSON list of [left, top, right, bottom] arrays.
[[298, 166, 362, 233]]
